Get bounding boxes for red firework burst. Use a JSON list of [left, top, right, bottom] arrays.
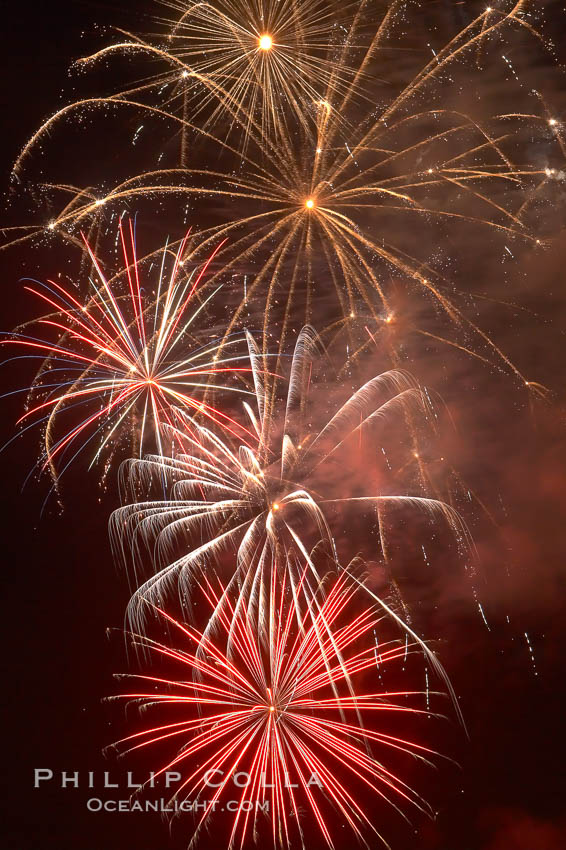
[[110, 569, 442, 849], [1, 220, 254, 480]]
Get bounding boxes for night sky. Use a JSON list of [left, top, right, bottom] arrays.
[[2, 2, 566, 849]]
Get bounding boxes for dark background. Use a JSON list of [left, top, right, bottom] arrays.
[[1, 2, 566, 849]]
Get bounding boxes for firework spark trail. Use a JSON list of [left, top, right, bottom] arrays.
[[109, 570, 446, 850], [110, 327, 470, 636], [4, 2, 563, 377], [0, 222, 255, 482]]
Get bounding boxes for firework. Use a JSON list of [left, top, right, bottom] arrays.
[[110, 569, 445, 850], [1, 4, 536, 846], [77, 0, 364, 155], [0, 221, 253, 482], [6, 2, 562, 379], [111, 327, 467, 632]]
